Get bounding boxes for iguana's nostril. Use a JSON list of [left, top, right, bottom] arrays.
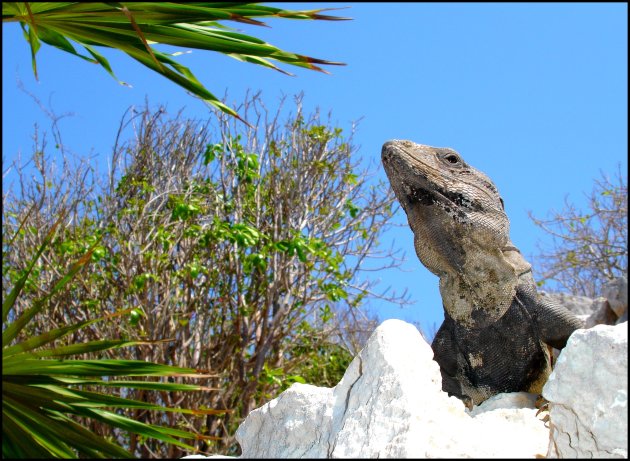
[[381, 141, 396, 159]]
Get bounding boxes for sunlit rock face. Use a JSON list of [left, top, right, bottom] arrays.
[[235, 319, 549, 458], [184, 318, 628, 459], [544, 323, 628, 459]]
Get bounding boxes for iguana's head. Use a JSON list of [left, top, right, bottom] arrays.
[[381, 139, 509, 254], [382, 139, 530, 328]]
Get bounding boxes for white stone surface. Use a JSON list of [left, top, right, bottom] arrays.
[[234, 319, 549, 458], [235, 383, 334, 458], [181, 456, 234, 459], [544, 323, 628, 458], [467, 391, 538, 415]]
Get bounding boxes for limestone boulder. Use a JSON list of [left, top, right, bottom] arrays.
[[185, 318, 628, 459], [603, 276, 628, 318], [540, 291, 595, 317], [234, 319, 549, 458], [544, 323, 628, 458]]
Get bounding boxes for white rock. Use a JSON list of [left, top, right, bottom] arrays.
[[544, 323, 628, 458], [235, 383, 333, 458], [180, 453, 236, 459], [467, 391, 538, 415], [542, 277, 628, 328], [234, 319, 549, 458]]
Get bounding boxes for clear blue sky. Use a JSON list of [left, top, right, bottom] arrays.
[[3, 3, 628, 336]]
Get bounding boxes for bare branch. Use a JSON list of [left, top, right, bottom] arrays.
[[528, 164, 628, 297]]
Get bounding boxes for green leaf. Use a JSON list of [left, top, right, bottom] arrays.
[[2, 408, 57, 458], [5, 381, 203, 415], [3, 308, 134, 358], [4, 338, 146, 360], [3, 395, 132, 458], [286, 375, 306, 384], [5, 374, 213, 392], [35, 23, 97, 62], [84, 43, 129, 86], [79, 407, 196, 450], [345, 199, 360, 218], [2, 358, 204, 377], [20, 22, 41, 80]]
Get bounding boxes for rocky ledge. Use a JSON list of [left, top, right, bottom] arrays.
[[185, 317, 627, 458]]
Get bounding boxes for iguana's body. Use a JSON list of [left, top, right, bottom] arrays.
[[381, 140, 583, 408]]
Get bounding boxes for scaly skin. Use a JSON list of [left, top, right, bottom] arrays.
[[381, 139, 583, 408]]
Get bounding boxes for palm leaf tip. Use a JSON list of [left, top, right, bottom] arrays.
[[227, 14, 268, 27], [305, 56, 346, 66], [278, 8, 353, 21], [303, 56, 346, 73]]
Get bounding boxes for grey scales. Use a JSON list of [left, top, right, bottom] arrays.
[[381, 140, 583, 408]]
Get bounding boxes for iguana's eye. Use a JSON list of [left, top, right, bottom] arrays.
[[444, 153, 460, 164]]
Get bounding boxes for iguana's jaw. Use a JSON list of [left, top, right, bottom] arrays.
[[382, 140, 471, 218], [382, 140, 430, 211]]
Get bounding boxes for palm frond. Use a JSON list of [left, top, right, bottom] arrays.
[[2, 2, 350, 123]]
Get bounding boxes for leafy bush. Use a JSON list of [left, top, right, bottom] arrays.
[[2, 93, 406, 456]]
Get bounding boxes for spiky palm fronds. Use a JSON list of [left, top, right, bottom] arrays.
[[2, 2, 349, 123]]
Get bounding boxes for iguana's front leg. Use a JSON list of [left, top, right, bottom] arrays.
[[515, 281, 585, 349]]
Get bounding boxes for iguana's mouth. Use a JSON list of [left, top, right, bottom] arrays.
[[407, 181, 483, 213], [382, 140, 482, 215], [407, 184, 441, 206]]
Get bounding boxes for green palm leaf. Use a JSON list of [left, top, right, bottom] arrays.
[[3, 308, 137, 357], [8, 374, 221, 393], [3, 395, 131, 458], [2, 2, 349, 123]]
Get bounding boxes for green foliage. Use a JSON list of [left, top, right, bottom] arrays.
[[285, 319, 354, 389], [2, 2, 348, 122], [3, 95, 402, 456]]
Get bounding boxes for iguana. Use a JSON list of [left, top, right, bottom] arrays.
[[381, 139, 583, 408]]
